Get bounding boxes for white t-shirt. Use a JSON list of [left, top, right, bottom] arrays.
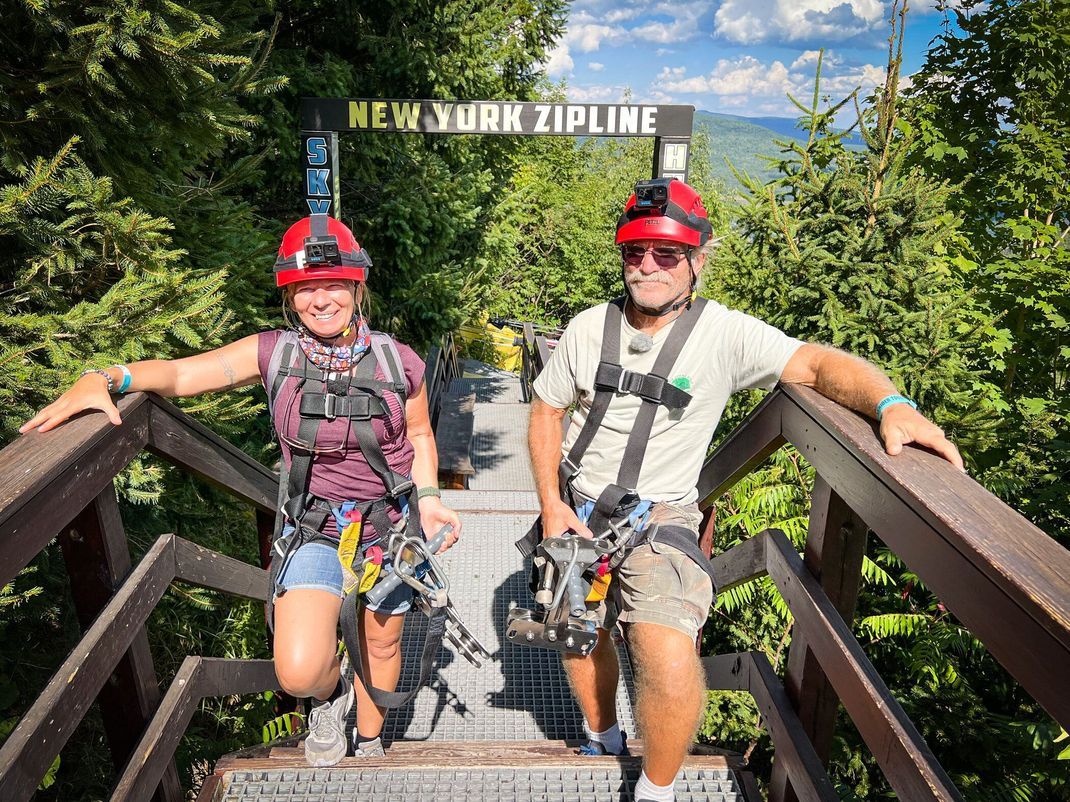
[[533, 299, 804, 504]]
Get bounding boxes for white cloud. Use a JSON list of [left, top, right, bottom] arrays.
[[656, 47, 676, 56], [790, 49, 842, 70], [545, 43, 574, 77], [714, 0, 885, 44], [661, 56, 800, 97], [604, 8, 642, 23], [566, 12, 630, 52], [557, 3, 710, 55], [567, 83, 632, 103], [588, 61, 605, 72], [652, 55, 889, 116]]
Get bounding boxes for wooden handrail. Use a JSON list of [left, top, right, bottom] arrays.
[[0, 532, 273, 801], [697, 383, 1070, 799], [0, 393, 277, 588], [111, 658, 278, 802], [0, 392, 282, 802], [704, 652, 838, 802]]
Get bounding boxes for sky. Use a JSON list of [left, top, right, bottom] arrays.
[[545, 0, 958, 119]]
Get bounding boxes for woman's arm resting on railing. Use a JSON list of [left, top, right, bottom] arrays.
[[405, 381, 461, 553], [780, 343, 964, 470], [19, 335, 261, 434]]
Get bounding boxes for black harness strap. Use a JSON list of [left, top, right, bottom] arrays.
[[584, 297, 707, 536], [340, 591, 447, 710], [559, 299, 625, 493]]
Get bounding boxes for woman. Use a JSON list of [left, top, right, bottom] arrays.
[[21, 214, 461, 767]]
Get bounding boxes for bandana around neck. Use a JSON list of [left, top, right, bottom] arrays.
[[296, 316, 372, 372]]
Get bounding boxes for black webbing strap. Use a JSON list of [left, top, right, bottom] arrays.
[[349, 351, 414, 500], [593, 363, 692, 409], [339, 589, 447, 709], [586, 298, 707, 535], [559, 298, 626, 494], [648, 525, 719, 590]]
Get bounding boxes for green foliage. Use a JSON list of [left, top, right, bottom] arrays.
[[906, 0, 1070, 541], [477, 118, 728, 327], [700, 19, 1068, 795]]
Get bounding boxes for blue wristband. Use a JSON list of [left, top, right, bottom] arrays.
[[113, 364, 132, 393], [876, 394, 917, 421]]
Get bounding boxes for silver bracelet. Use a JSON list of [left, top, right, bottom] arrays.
[[80, 368, 115, 393]]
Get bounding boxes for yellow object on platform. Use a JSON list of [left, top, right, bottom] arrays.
[[457, 319, 522, 372]]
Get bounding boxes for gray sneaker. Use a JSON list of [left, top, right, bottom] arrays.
[[303, 682, 355, 767], [352, 732, 386, 757]]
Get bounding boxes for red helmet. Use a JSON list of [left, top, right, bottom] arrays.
[[274, 214, 372, 288], [615, 178, 713, 248]]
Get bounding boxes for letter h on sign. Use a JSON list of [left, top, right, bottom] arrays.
[[301, 131, 341, 216]]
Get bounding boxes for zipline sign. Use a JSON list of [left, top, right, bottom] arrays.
[[300, 98, 694, 216]]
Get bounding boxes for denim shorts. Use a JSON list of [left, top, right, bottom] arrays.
[[276, 539, 415, 616]]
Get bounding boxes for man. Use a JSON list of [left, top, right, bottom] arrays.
[[528, 178, 961, 802]]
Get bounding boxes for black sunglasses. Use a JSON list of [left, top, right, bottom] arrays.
[[620, 245, 690, 268]]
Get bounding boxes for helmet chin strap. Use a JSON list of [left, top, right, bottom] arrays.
[[622, 254, 698, 318], [298, 314, 357, 341]]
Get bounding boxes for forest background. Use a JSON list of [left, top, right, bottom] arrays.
[[1, 0, 1067, 798]]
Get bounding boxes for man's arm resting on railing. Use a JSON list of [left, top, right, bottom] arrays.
[[20, 335, 261, 434], [529, 396, 594, 538], [779, 343, 964, 470]]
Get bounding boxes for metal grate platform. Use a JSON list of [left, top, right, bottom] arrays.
[[469, 403, 536, 491], [441, 490, 540, 513], [219, 764, 742, 801], [450, 377, 526, 404], [371, 510, 636, 743]]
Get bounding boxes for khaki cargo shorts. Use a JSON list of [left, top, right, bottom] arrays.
[[584, 502, 714, 640]]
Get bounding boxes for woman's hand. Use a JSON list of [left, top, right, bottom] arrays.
[[417, 496, 461, 554], [19, 373, 122, 434]]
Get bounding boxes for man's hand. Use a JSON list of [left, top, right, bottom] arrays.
[[540, 498, 594, 540], [880, 404, 965, 471]]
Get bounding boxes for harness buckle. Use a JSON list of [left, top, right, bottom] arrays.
[[559, 456, 581, 486], [638, 373, 667, 404], [388, 478, 415, 497], [324, 393, 338, 420]]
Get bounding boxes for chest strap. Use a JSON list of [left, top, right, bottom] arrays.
[[561, 297, 706, 536]]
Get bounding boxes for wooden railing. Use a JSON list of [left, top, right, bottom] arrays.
[[0, 334, 463, 801], [0, 392, 281, 802], [424, 331, 461, 430], [517, 324, 554, 402], [697, 384, 1070, 801]]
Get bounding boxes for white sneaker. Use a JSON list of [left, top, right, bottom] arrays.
[[303, 682, 354, 767], [352, 732, 386, 757]]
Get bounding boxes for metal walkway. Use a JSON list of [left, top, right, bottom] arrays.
[[202, 366, 750, 802]]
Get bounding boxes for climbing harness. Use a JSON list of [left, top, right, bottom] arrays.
[[265, 323, 485, 708], [509, 295, 719, 654]]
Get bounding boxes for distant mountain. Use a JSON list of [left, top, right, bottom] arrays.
[[693, 110, 863, 191]]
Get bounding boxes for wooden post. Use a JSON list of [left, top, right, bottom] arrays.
[[769, 475, 867, 802], [58, 487, 182, 802], [695, 505, 717, 652]]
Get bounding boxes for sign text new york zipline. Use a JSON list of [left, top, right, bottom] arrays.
[[301, 98, 695, 217]]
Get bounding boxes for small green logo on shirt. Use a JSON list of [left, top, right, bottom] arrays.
[[671, 376, 692, 391]]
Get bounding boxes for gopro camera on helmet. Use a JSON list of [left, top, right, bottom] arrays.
[[633, 177, 673, 210], [303, 235, 341, 265]]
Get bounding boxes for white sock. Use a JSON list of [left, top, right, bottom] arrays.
[[634, 769, 675, 802], [585, 721, 624, 755]]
